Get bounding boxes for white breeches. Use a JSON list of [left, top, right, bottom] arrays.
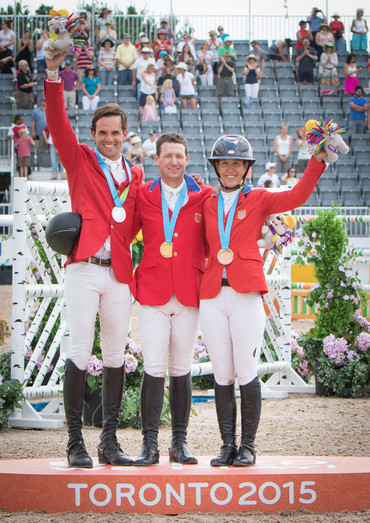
[[138, 294, 199, 378], [200, 289, 265, 386], [64, 262, 132, 370], [82, 95, 100, 111], [244, 83, 259, 99]]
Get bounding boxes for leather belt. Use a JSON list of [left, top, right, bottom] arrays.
[[221, 278, 231, 287], [84, 256, 111, 267]]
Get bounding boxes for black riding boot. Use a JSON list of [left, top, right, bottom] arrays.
[[64, 358, 93, 468], [98, 365, 133, 466], [168, 372, 198, 464], [210, 382, 237, 467], [134, 372, 165, 466], [233, 377, 261, 467]]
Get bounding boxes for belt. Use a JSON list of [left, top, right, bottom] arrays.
[[221, 278, 231, 287], [84, 256, 111, 267], [64, 89, 74, 92]]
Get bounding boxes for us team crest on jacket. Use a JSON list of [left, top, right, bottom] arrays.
[[237, 210, 246, 220], [194, 213, 202, 223]]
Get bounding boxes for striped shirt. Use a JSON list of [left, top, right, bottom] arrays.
[[98, 47, 116, 70], [75, 46, 94, 70]]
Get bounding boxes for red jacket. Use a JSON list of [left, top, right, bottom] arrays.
[[130, 175, 214, 307], [44, 79, 144, 284], [200, 156, 326, 299]]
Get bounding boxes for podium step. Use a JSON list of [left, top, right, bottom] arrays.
[[0, 456, 369, 514]]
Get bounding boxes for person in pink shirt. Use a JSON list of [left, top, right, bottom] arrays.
[[16, 128, 34, 177]]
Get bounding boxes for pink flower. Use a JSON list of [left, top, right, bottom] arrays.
[[25, 347, 33, 360], [87, 355, 103, 376], [326, 290, 334, 299], [0, 375, 3, 387], [298, 360, 313, 377], [357, 332, 370, 352], [124, 353, 138, 373]]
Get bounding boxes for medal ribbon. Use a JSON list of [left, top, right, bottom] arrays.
[[161, 183, 187, 243], [94, 147, 132, 207], [217, 191, 240, 250]]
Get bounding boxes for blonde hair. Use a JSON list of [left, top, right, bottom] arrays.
[[18, 128, 27, 137], [162, 79, 172, 91], [144, 63, 155, 73], [296, 127, 305, 138], [145, 95, 155, 105]]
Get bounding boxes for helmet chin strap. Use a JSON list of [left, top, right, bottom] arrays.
[[218, 166, 250, 192]]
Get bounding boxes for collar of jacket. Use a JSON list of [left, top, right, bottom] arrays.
[[149, 173, 202, 193]]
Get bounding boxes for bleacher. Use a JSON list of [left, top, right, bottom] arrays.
[[0, 43, 369, 208]]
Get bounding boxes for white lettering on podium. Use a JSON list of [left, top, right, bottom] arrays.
[[166, 483, 185, 505], [139, 484, 161, 506], [210, 483, 233, 505], [239, 482, 257, 505], [89, 483, 112, 506], [188, 483, 209, 505], [116, 484, 135, 506], [259, 482, 281, 505], [68, 483, 88, 506]]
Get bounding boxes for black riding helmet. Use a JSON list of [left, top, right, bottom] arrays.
[[45, 212, 82, 256], [208, 135, 255, 189]]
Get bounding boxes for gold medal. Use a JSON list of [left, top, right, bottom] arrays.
[[217, 248, 234, 265], [160, 242, 173, 258]]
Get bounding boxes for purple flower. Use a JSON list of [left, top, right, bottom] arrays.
[[124, 353, 138, 373], [298, 360, 313, 377], [343, 295, 350, 301], [0, 374, 3, 387], [326, 290, 334, 299], [346, 350, 358, 362], [324, 302, 329, 309], [357, 332, 370, 352], [338, 265, 345, 272], [34, 271, 41, 281], [311, 232, 317, 238], [340, 281, 347, 288], [87, 355, 103, 377], [25, 347, 33, 360]]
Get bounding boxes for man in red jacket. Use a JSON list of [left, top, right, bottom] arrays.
[[44, 51, 144, 469], [131, 133, 213, 466]]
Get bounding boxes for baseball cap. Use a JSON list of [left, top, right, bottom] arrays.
[[332, 12, 340, 17], [224, 36, 233, 42], [159, 50, 167, 57], [138, 32, 146, 37], [127, 132, 136, 138], [105, 20, 112, 25], [266, 162, 276, 170], [141, 47, 151, 53], [299, 20, 308, 25], [131, 136, 142, 144], [65, 59, 71, 65], [39, 97, 45, 102], [122, 33, 130, 39], [149, 129, 157, 135]]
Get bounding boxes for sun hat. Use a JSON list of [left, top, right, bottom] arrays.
[[131, 136, 142, 144], [175, 62, 188, 70], [266, 162, 276, 170]]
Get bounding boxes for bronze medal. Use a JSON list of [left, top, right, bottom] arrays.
[[217, 248, 234, 265], [160, 241, 173, 258]]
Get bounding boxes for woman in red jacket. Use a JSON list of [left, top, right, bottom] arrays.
[[199, 135, 327, 467]]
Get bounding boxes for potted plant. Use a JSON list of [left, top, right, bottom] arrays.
[[296, 208, 370, 397]]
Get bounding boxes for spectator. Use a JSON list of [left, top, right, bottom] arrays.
[[350, 8, 368, 51], [196, 41, 214, 85], [348, 85, 368, 138], [142, 129, 157, 158], [31, 97, 47, 150], [319, 43, 340, 93], [160, 78, 177, 113], [296, 20, 313, 51], [274, 124, 293, 174], [78, 20, 90, 44], [268, 39, 292, 62], [43, 125, 63, 180], [330, 13, 346, 52], [121, 131, 136, 155], [59, 60, 81, 109], [135, 32, 147, 50], [308, 7, 327, 48], [218, 36, 237, 63], [35, 29, 49, 74], [74, 37, 94, 80], [208, 30, 222, 84], [126, 135, 144, 165], [0, 19, 15, 54], [158, 55, 180, 98], [154, 29, 172, 60], [344, 53, 362, 96], [296, 127, 311, 173], [178, 43, 196, 74], [264, 180, 273, 188], [175, 62, 196, 110], [115, 33, 138, 85], [257, 162, 280, 188], [315, 24, 334, 60], [16, 29, 33, 71], [281, 166, 299, 187], [242, 54, 261, 107], [250, 40, 266, 74], [217, 26, 230, 43], [16, 60, 37, 109], [296, 36, 317, 86], [95, 7, 115, 39], [217, 48, 235, 108], [138, 63, 157, 120], [81, 66, 101, 111], [156, 18, 175, 41], [133, 47, 156, 98], [98, 39, 116, 86], [8, 114, 28, 153], [98, 20, 117, 48], [142, 95, 158, 122], [136, 37, 154, 57], [16, 128, 34, 178], [79, 9, 92, 32], [175, 33, 196, 58]]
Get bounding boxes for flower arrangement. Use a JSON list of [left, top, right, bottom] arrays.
[[0, 352, 24, 431], [295, 207, 370, 397], [131, 230, 144, 269]]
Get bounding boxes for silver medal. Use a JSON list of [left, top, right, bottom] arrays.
[[112, 206, 126, 223]]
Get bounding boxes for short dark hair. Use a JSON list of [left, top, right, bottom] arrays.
[[355, 85, 364, 93], [156, 132, 188, 156], [91, 103, 128, 133]]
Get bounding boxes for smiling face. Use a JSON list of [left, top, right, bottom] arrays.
[[91, 116, 127, 161], [154, 142, 189, 188], [216, 159, 247, 190]]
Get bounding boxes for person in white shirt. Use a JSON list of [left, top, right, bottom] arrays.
[[175, 62, 196, 109], [132, 48, 156, 98], [257, 162, 280, 188], [142, 129, 157, 158]]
